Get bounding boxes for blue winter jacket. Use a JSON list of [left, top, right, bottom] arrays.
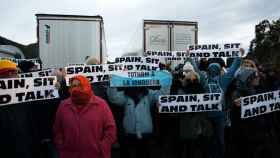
[[107, 71, 172, 138], [190, 57, 242, 118]]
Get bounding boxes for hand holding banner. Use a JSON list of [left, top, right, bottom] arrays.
[[110, 70, 172, 87], [159, 93, 222, 113], [0, 76, 59, 106], [241, 90, 280, 118]]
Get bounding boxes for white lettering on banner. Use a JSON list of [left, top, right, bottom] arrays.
[[65, 63, 160, 85], [127, 71, 153, 78], [159, 93, 222, 113], [122, 79, 160, 87], [241, 90, 280, 118], [0, 76, 59, 106], [110, 71, 159, 87]]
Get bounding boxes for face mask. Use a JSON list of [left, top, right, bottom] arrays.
[[70, 87, 91, 105]]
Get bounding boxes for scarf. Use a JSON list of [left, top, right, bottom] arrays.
[[69, 75, 94, 106]]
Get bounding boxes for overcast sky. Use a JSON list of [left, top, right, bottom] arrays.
[[1, 0, 279, 59]]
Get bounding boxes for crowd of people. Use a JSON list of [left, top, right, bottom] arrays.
[[0, 50, 280, 158]]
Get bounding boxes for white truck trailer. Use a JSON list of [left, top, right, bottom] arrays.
[[36, 14, 107, 68], [143, 19, 198, 52], [143, 20, 198, 68]]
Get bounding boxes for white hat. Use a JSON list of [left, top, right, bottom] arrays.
[[86, 57, 100, 65], [183, 62, 194, 71]]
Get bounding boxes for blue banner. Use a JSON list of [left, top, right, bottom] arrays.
[[110, 70, 172, 87]]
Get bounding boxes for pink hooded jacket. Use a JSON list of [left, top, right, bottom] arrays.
[[53, 94, 117, 158]]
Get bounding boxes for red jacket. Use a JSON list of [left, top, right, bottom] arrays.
[[53, 96, 117, 158]]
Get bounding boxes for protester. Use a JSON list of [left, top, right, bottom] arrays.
[[107, 71, 172, 158], [52, 68, 70, 100], [187, 49, 244, 158], [86, 57, 108, 99], [0, 59, 34, 158], [208, 58, 227, 75], [171, 61, 211, 158], [198, 58, 209, 71], [86, 57, 122, 155], [155, 64, 182, 158], [0, 59, 18, 78], [272, 67, 280, 151], [53, 75, 116, 158], [234, 58, 258, 78], [2, 48, 280, 158], [231, 68, 276, 158]]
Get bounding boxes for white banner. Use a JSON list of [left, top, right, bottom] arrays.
[[0, 76, 59, 106], [115, 56, 160, 65], [19, 69, 55, 78], [65, 58, 160, 85], [145, 50, 188, 61], [145, 43, 242, 60], [241, 90, 280, 119], [159, 93, 222, 113], [188, 43, 242, 58]]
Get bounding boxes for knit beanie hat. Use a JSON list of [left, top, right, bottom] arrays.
[[18, 60, 35, 73], [0, 59, 17, 75], [235, 67, 257, 90], [208, 63, 221, 77], [86, 57, 100, 65], [183, 62, 194, 71]]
